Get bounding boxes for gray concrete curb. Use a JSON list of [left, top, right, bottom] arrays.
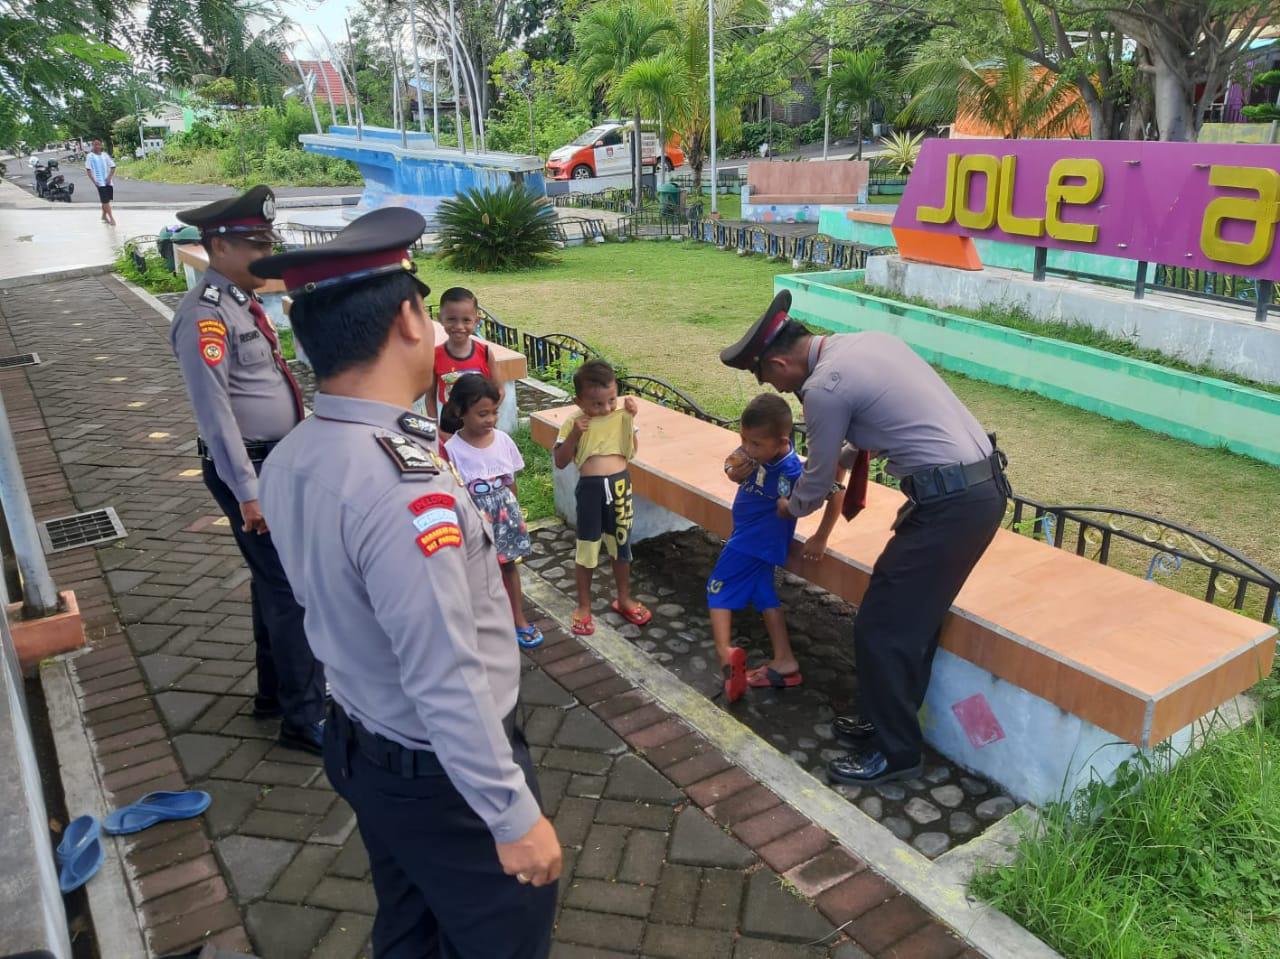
[[115, 274, 175, 322], [41, 658, 148, 959], [1, 263, 116, 290], [522, 573, 1064, 959]]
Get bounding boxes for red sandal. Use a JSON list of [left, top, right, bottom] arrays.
[[571, 612, 595, 636], [723, 647, 747, 703], [610, 600, 652, 627]]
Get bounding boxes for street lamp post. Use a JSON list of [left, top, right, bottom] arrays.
[[408, 0, 426, 133], [707, 0, 718, 215]]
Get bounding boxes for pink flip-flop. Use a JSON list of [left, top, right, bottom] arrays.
[[723, 647, 747, 703], [746, 666, 804, 690], [611, 600, 652, 627]]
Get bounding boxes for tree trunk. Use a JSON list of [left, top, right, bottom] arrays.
[[855, 107, 863, 160], [633, 111, 643, 207], [1151, 59, 1193, 141]]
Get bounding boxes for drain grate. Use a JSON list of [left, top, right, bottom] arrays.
[[0, 352, 40, 370], [38, 507, 127, 553]]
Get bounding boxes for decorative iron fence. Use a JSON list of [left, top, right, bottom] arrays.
[[478, 306, 520, 351], [616, 374, 732, 427], [1005, 496, 1279, 624], [618, 211, 686, 238], [1152, 265, 1280, 315], [521, 332, 597, 384], [688, 218, 890, 270], [553, 217, 608, 244]]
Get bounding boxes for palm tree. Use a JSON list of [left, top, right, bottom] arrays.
[[611, 51, 690, 186], [573, 2, 674, 205], [898, 44, 1086, 140], [817, 48, 891, 161]]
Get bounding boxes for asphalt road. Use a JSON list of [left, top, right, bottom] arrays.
[[3, 149, 356, 205]]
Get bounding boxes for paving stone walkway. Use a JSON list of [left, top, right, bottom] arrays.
[[0, 274, 986, 959]]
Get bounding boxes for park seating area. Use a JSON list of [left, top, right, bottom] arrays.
[[745, 159, 870, 207], [531, 398, 1278, 804]]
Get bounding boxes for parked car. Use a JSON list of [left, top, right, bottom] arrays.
[[545, 121, 685, 180]]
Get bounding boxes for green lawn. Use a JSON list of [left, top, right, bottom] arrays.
[[418, 241, 1280, 573]]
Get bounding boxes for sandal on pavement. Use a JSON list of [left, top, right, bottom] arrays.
[[610, 600, 652, 627], [516, 625, 544, 649], [102, 790, 212, 836], [746, 666, 803, 690], [57, 815, 103, 893], [571, 613, 595, 636], [723, 647, 747, 704]]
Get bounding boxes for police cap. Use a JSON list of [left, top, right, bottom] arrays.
[[720, 290, 794, 371], [249, 207, 430, 301], [177, 185, 282, 243]]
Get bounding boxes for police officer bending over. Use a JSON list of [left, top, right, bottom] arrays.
[[722, 291, 1009, 786], [170, 186, 325, 754], [253, 207, 560, 958]]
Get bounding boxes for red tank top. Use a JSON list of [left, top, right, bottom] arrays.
[[434, 340, 492, 407]]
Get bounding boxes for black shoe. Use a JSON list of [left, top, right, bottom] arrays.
[[832, 714, 876, 745], [827, 750, 923, 786], [252, 696, 283, 719], [279, 720, 324, 756]]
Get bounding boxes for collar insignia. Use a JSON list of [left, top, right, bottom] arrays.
[[199, 285, 221, 305], [227, 284, 249, 306], [398, 412, 438, 442], [376, 433, 439, 476]]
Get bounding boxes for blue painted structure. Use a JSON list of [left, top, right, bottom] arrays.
[[300, 125, 546, 222]]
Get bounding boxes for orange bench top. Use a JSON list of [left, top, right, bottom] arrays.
[[533, 399, 1277, 747], [175, 244, 527, 382]]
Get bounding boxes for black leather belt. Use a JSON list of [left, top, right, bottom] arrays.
[[329, 701, 518, 778], [197, 437, 279, 462], [901, 451, 1009, 505]]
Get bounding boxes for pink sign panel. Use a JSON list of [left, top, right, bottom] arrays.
[[893, 138, 1280, 281], [951, 694, 1005, 750]]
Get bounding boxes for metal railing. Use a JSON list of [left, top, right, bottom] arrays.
[[1005, 496, 1279, 624], [618, 211, 686, 238], [478, 306, 520, 352], [689, 218, 890, 270], [521, 332, 597, 382], [616, 374, 732, 426], [553, 217, 608, 245]]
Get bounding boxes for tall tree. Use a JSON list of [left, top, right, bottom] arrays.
[[573, 2, 674, 204], [817, 48, 892, 159], [612, 50, 690, 184]]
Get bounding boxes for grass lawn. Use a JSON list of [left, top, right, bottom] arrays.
[[419, 241, 1280, 574]]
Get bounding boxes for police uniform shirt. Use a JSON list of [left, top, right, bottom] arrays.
[[170, 266, 301, 503], [258, 393, 541, 843], [789, 332, 991, 517]]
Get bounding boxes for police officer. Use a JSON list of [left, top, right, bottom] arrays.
[[721, 291, 1010, 786], [252, 207, 560, 958], [170, 186, 325, 754]]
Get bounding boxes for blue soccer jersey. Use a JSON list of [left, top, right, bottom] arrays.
[[724, 449, 803, 566]]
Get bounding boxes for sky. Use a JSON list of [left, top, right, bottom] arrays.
[[278, 0, 359, 56]]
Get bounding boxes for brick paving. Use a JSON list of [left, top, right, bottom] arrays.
[[0, 274, 984, 959]]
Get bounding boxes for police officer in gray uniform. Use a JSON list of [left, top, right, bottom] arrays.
[[252, 207, 560, 958], [170, 186, 325, 754], [722, 291, 1009, 785]]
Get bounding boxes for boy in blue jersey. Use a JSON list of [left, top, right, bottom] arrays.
[[710, 394, 846, 703]]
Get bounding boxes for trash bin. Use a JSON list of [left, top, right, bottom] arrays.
[[657, 181, 681, 217], [158, 225, 200, 273]]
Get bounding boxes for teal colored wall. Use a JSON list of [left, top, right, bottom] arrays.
[[815, 209, 1154, 282], [776, 270, 1280, 466]]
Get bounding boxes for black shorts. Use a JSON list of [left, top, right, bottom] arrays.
[[96, 184, 113, 203], [574, 470, 634, 568]]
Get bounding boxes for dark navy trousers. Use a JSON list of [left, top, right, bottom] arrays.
[[853, 480, 1006, 767], [324, 714, 557, 959], [203, 459, 325, 728]]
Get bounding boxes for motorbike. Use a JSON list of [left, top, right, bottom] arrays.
[[33, 160, 49, 197], [43, 160, 74, 202]]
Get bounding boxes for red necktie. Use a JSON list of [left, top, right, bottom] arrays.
[[841, 449, 870, 522], [248, 299, 304, 423]]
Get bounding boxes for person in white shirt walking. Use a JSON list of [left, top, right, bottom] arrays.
[[84, 140, 116, 225]]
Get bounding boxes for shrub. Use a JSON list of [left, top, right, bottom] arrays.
[[876, 130, 923, 174], [436, 184, 559, 272], [115, 244, 187, 294]]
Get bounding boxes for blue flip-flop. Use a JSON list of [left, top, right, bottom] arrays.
[[516, 625, 544, 649], [57, 815, 103, 893], [102, 790, 211, 836]]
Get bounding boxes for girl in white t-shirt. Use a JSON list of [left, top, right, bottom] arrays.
[[442, 376, 542, 648]]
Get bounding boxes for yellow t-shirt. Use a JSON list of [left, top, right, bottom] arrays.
[[555, 409, 636, 467]]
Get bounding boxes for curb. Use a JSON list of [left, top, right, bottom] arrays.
[[522, 573, 1064, 959], [1, 263, 116, 290], [114, 274, 175, 321], [41, 658, 148, 959]]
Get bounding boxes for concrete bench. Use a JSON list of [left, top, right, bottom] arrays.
[[174, 243, 528, 431], [532, 398, 1278, 804]]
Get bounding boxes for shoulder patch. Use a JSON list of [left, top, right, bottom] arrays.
[[200, 337, 225, 367], [376, 433, 439, 477], [227, 284, 248, 306], [197, 318, 227, 337], [199, 285, 221, 306], [417, 524, 462, 556], [398, 412, 438, 443]]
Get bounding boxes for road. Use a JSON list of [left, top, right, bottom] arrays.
[[3, 149, 357, 206]]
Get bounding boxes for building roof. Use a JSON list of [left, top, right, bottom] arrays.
[[283, 59, 353, 106]]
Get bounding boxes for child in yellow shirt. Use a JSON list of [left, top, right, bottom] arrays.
[[553, 359, 647, 636]]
